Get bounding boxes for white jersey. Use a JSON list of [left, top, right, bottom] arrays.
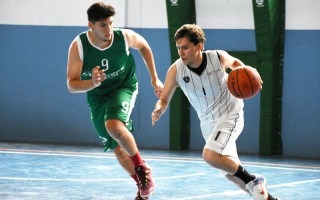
[[175, 50, 244, 122]]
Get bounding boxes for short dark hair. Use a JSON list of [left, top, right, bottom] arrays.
[[87, 2, 116, 23], [174, 24, 206, 45]]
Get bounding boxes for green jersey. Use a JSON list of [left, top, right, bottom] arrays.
[[78, 29, 138, 106]]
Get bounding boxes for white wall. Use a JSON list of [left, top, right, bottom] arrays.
[[0, 0, 319, 157], [0, 0, 126, 27], [196, 0, 254, 29], [286, 0, 320, 30], [1, 0, 319, 30]]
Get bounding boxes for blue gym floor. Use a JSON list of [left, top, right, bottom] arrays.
[[0, 142, 319, 200]]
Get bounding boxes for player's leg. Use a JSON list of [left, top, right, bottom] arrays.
[[203, 150, 277, 200], [89, 91, 153, 199], [113, 144, 135, 175], [201, 112, 244, 174], [90, 102, 140, 197], [202, 112, 276, 199], [105, 88, 155, 198], [227, 170, 278, 200], [113, 145, 148, 200], [225, 174, 249, 193], [106, 119, 139, 156], [107, 120, 155, 197]]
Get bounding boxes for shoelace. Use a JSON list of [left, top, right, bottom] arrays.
[[136, 166, 149, 187]]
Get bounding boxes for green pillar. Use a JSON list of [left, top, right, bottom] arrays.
[[252, 0, 284, 155], [165, 0, 196, 150]]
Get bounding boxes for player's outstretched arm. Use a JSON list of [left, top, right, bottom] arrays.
[[151, 64, 178, 126], [123, 29, 163, 97]]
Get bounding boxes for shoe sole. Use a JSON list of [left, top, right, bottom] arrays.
[[140, 186, 155, 198]]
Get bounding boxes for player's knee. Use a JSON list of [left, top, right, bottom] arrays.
[[105, 120, 123, 139], [202, 149, 220, 168]]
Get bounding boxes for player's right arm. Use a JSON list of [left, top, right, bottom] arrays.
[[152, 63, 178, 126], [67, 40, 106, 93]]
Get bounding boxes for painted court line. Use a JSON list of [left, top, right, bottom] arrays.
[[1, 147, 320, 199], [0, 149, 319, 173], [172, 179, 320, 200], [0, 173, 206, 182]]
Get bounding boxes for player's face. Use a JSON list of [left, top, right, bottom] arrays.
[[89, 17, 114, 42], [176, 37, 202, 67]]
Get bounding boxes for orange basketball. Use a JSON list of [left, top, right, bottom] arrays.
[[227, 66, 262, 99]]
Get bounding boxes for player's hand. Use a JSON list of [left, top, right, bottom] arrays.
[[151, 107, 162, 126], [152, 79, 164, 98], [92, 66, 106, 87], [251, 67, 263, 90]]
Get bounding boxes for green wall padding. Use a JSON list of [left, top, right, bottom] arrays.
[[166, 0, 196, 150], [252, 0, 284, 155], [229, 51, 259, 68]]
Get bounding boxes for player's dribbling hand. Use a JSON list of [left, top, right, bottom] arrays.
[[252, 68, 263, 90], [92, 66, 106, 87]]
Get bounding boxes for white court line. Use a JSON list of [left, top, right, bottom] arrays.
[[171, 179, 320, 200], [242, 164, 320, 172], [0, 150, 117, 159], [1, 147, 320, 168], [0, 172, 206, 182], [0, 149, 319, 173], [1, 149, 320, 199]]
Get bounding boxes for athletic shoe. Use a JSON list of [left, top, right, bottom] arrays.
[[134, 163, 155, 198], [268, 193, 280, 200], [245, 174, 268, 200], [135, 190, 148, 200]]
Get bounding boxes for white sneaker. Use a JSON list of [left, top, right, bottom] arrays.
[[245, 175, 268, 200]]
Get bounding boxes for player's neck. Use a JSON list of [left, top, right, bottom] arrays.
[[187, 52, 206, 76], [189, 52, 203, 68], [88, 30, 112, 49]]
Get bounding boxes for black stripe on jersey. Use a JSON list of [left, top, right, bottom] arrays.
[[206, 53, 222, 118], [202, 87, 206, 95], [191, 70, 207, 113], [182, 64, 209, 115], [207, 52, 231, 116]]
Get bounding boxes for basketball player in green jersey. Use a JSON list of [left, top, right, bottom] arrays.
[[67, 3, 163, 199]]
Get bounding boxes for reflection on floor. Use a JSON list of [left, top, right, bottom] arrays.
[[0, 142, 319, 200]]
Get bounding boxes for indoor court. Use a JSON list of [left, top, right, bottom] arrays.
[[1, 142, 319, 200], [1, 0, 320, 200]]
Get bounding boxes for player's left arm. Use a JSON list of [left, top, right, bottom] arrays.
[[218, 50, 263, 86], [123, 29, 163, 97], [217, 50, 245, 71]]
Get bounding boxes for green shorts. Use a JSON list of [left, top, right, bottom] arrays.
[[88, 87, 138, 151]]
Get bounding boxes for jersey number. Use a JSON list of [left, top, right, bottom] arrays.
[[101, 59, 109, 71], [121, 102, 130, 114]]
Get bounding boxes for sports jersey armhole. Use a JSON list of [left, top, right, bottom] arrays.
[[216, 51, 221, 61], [121, 30, 130, 55], [174, 60, 182, 84], [76, 36, 84, 61]]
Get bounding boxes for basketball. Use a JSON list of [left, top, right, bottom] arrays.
[[227, 66, 262, 99]]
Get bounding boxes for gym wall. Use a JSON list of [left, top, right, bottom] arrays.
[[0, 0, 319, 158]]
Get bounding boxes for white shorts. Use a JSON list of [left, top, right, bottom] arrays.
[[202, 111, 244, 159]]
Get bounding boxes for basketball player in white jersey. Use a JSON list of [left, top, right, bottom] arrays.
[[152, 24, 278, 200]]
